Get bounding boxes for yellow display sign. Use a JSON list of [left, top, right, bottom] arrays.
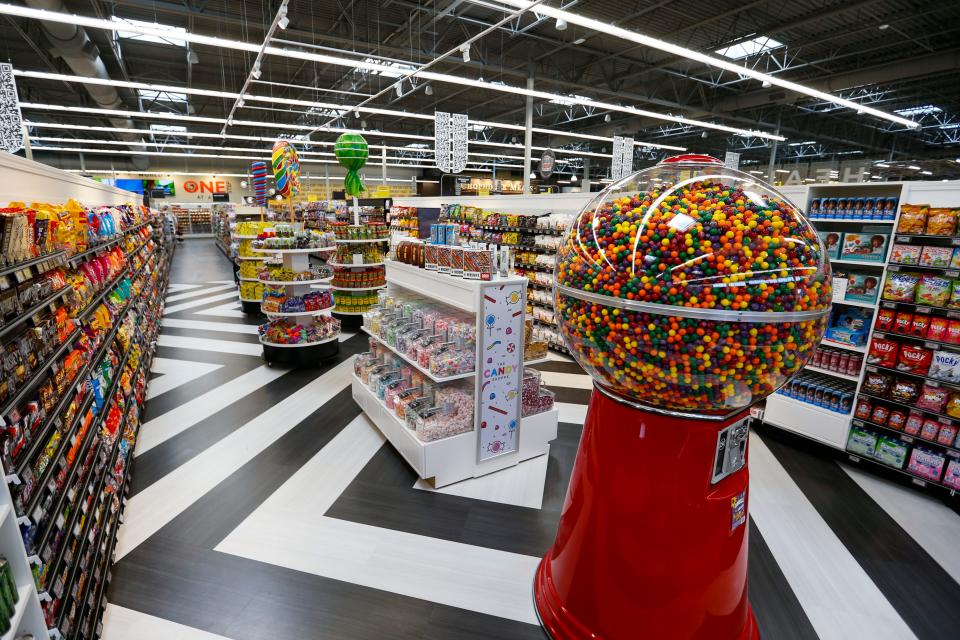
[[307, 194, 318, 202], [373, 186, 391, 197], [478, 188, 491, 196]]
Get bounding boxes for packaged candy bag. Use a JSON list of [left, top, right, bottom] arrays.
[[915, 275, 952, 307], [890, 244, 921, 265], [919, 419, 941, 441], [920, 246, 953, 268], [867, 338, 899, 368], [915, 384, 949, 413], [946, 393, 960, 418], [882, 272, 920, 302], [875, 308, 895, 331], [904, 412, 924, 435], [893, 312, 913, 334], [870, 405, 890, 425], [890, 378, 921, 404], [925, 208, 958, 236], [896, 204, 928, 234], [947, 320, 960, 344], [896, 344, 932, 375], [911, 314, 931, 337], [863, 371, 893, 395], [887, 410, 907, 431], [854, 397, 873, 420], [929, 350, 960, 383]]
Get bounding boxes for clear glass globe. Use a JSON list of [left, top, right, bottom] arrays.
[[554, 155, 832, 415]]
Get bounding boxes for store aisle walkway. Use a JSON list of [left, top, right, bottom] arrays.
[[103, 239, 960, 640]]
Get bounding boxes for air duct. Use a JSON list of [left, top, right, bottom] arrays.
[[24, 0, 149, 169]]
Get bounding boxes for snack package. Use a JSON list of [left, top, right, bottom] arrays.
[[927, 317, 949, 341], [854, 397, 873, 420], [847, 427, 878, 457], [919, 419, 941, 441], [875, 308, 895, 331], [870, 405, 890, 425], [896, 344, 932, 374], [844, 273, 879, 303], [840, 233, 888, 262], [874, 436, 909, 468], [862, 371, 893, 395], [946, 393, 960, 418], [915, 275, 952, 307], [890, 244, 921, 266], [893, 312, 913, 334], [929, 350, 960, 383], [887, 410, 907, 431], [907, 447, 946, 481], [943, 460, 960, 490], [818, 231, 842, 260], [915, 384, 949, 413], [951, 248, 960, 269], [904, 412, 924, 435], [896, 204, 928, 234], [949, 282, 960, 309], [947, 320, 960, 344], [920, 246, 954, 268], [925, 208, 958, 236], [936, 422, 958, 446], [867, 338, 899, 368], [882, 272, 920, 302], [890, 378, 921, 404], [910, 314, 931, 337]]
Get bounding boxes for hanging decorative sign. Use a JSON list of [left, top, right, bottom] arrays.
[[611, 136, 634, 180], [539, 150, 556, 179], [271, 140, 301, 198], [434, 111, 468, 174], [334, 133, 369, 197], [250, 161, 268, 206], [0, 64, 23, 154]]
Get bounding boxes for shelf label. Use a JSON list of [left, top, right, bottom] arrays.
[[896, 235, 909, 242], [476, 281, 525, 463], [831, 277, 848, 303], [888, 265, 901, 272], [911, 477, 927, 487], [953, 238, 960, 246], [901, 435, 914, 443], [915, 306, 931, 314]]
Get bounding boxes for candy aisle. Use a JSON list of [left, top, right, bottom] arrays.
[[0, 155, 171, 639]]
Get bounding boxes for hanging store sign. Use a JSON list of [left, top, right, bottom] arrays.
[[539, 150, 556, 179], [723, 151, 741, 170], [435, 111, 469, 174], [0, 63, 24, 154], [172, 175, 240, 202], [611, 136, 634, 180]]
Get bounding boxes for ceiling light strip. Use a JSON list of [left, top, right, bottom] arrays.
[[0, 2, 770, 140], [481, 0, 919, 129]]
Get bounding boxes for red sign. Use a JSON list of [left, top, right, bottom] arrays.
[[183, 180, 228, 194]]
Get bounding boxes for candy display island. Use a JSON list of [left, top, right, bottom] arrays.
[[534, 155, 831, 640], [352, 256, 559, 488]]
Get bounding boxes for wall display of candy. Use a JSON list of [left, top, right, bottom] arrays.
[[329, 222, 389, 316], [388, 206, 419, 238], [0, 197, 170, 639], [351, 270, 558, 487]]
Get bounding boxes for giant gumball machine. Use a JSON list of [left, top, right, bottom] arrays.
[[535, 155, 832, 639]]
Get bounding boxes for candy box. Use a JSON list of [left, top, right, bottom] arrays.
[[840, 233, 888, 263], [808, 198, 821, 217], [863, 197, 877, 218], [847, 426, 878, 457], [896, 344, 932, 374], [920, 246, 954, 268], [875, 308, 895, 331], [862, 371, 893, 395], [818, 231, 842, 260], [844, 273, 879, 303], [911, 315, 930, 337], [854, 397, 873, 419], [882, 272, 920, 302], [825, 308, 872, 346], [907, 446, 945, 481], [882, 197, 899, 220], [943, 460, 960, 490], [890, 378, 921, 404], [936, 422, 958, 446], [947, 393, 960, 418], [887, 410, 907, 431], [904, 412, 924, 435], [867, 338, 899, 368], [929, 350, 960, 383], [892, 311, 913, 334], [915, 275, 952, 307], [920, 419, 941, 441], [851, 198, 866, 219], [870, 404, 890, 425], [890, 244, 921, 265], [874, 436, 909, 469], [927, 316, 949, 341], [947, 320, 960, 344]]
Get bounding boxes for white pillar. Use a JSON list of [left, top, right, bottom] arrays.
[[522, 75, 534, 195]]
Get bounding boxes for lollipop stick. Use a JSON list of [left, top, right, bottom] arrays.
[[352, 196, 360, 226]]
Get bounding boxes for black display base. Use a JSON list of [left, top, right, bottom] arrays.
[[334, 312, 364, 329], [240, 300, 263, 315], [261, 340, 339, 367]]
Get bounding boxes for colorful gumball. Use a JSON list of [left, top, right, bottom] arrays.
[[250, 161, 268, 206], [334, 133, 369, 197], [554, 155, 832, 414], [271, 140, 301, 198]]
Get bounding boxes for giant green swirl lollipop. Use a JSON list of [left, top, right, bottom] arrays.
[[334, 133, 369, 197]]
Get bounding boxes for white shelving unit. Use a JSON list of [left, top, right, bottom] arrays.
[[764, 179, 960, 451], [354, 260, 559, 487], [0, 481, 47, 640]]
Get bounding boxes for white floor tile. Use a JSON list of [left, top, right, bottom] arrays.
[[102, 604, 235, 640], [194, 301, 245, 318], [117, 359, 354, 561], [162, 318, 259, 335], [165, 283, 236, 303], [164, 291, 240, 315], [147, 358, 222, 400], [136, 364, 288, 456], [842, 463, 960, 585], [539, 370, 593, 390], [750, 435, 917, 640], [414, 453, 549, 509], [556, 401, 588, 424], [156, 334, 264, 357], [166, 283, 206, 293]]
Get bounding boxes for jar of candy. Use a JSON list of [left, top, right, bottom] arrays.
[[523, 387, 555, 417]]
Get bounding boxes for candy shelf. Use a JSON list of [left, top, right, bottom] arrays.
[[764, 394, 854, 449], [0, 284, 73, 341], [832, 258, 886, 267], [239, 296, 262, 303], [331, 284, 387, 292], [844, 451, 957, 495], [329, 261, 386, 268], [822, 338, 868, 353], [262, 307, 334, 317], [253, 246, 337, 254], [832, 298, 878, 310], [852, 418, 960, 458], [803, 364, 861, 382], [385, 259, 526, 313], [0, 250, 66, 280], [361, 328, 476, 383], [351, 374, 557, 488], [258, 277, 332, 286], [334, 237, 389, 244], [872, 330, 960, 355], [888, 264, 960, 275]]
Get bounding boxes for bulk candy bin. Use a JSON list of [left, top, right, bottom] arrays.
[[534, 155, 832, 639]]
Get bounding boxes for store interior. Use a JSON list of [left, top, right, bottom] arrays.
[[0, 1, 959, 639]]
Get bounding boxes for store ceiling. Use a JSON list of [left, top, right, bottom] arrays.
[[5, 0, 960, 175]]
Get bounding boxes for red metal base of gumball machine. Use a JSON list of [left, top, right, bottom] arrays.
[[534, 386, 760, 640]]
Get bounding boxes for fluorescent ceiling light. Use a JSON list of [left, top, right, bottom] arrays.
[[787, 140, 816, 146], [0, 5, 774, 140], [894, 105, 942, 117], [921, 170, 933, 175], [907, 165, 922, 170], [774, 169, 789, 174], [150, 123, 188, 133], [111, 16, 187, 47], [15, 69, 685, 152], [715, 35, 783, 60], [360, 57, 415, 78], [748, 170, 763, 174], [874, 163, 890, 168], [549, 93, 591, 106], [138, 89, 188, 104], [480, 0, 919, 130]]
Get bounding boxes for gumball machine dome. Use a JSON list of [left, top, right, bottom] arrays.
[[554, 154, 832, 416]]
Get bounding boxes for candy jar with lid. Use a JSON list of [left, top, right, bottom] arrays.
[[535, 155, 830, 640]]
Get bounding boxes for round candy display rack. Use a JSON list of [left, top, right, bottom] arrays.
[[331, 232, 389, 320], [535, 155, 831, 640], [253, 244, 340, 365]]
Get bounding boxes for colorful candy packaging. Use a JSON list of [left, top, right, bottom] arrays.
[[854, 397, 873, 419], [946, 393, 960, 418], [892, 312, 913, 334], [915, 384, 948, 413], [882, 272, 920, 302], [896, 204, 928, 234], [862, 371, 893, 395], [553, 156, 830, 413], [887, 410, 907, 431], [929, 350, 960, 383], [896, 344, 932, 374], [910, 315, 930, 337], [915, 275, 952, 307], [875, 308, 895, 331], [890, 244, 921, 265], [920, 246, 953, 268], [920, 419, 941, 441], [908, 447, 946, 481], [874, 437, 909, 468], [890, 378, 921, 404], [947, 320, 960, 344], [927, 316, 950, 341], [904, 412, 923, 435], [870, 405, 890, 425], [943, 460, 960, 490], [949, 282, 960, 309], [936, 422, 958, 445], [867, 338, 899, 368], [925, 208, 957, 236]]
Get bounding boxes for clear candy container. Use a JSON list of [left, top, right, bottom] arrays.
[[554, 154, 831, 415], [523, 387, 555, 417]]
